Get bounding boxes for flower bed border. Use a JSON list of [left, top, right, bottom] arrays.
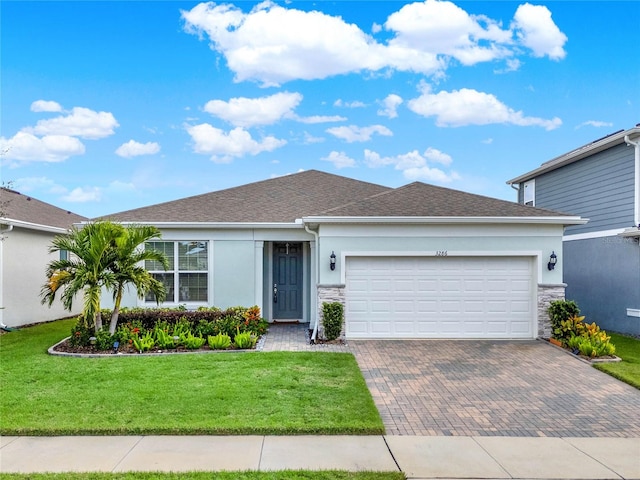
[[542, 338, 621, 364], [48, 335, 266, 358]]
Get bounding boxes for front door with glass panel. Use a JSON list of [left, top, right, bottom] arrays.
[[272, 242, 303, 320]]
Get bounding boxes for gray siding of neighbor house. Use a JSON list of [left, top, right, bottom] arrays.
[[564, 237, 640, 336], [527, 143, 635, 236]]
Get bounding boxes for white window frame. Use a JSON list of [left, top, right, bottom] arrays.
[[523, 179, 535, 206], [145, 241, 209, 305]]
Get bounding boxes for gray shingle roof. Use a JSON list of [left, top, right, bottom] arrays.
[[316, 181, 574, 218], [101, 170, 391, 223], [1, 188, 87, 229], [101, 171, 575, 224]]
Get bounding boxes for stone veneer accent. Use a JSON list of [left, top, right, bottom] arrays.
[[537, 283, 566, 339], [316, 284, 345, 340]]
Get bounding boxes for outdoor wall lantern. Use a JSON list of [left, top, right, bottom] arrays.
[[547, 251, 557, 271], [330, 251, 336, 270]]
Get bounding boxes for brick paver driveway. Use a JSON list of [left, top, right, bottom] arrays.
[[349, 340, 640, 437]]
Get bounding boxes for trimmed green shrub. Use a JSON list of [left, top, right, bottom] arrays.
[[322, 302, 344, 341], [548, 299, 581, 341]]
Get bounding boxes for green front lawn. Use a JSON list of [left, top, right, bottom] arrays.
[[0, 319, 383, 435], [594, 332, 640, 389], [0, 472, 405, 480]]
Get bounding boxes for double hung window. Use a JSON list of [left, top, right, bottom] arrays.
[[145, 241, 208, 303]]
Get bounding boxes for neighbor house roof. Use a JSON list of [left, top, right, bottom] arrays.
[[507, 125, 640, 185], [100, 170, 582, 226], [101, 170, 391, 223], [0, 188, 87, 232]]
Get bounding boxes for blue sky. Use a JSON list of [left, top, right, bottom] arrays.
[[1, 0, 638, 218]]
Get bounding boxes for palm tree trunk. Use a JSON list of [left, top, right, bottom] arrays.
[[94, 310, 103, 333], [109, 286, 123, 335]]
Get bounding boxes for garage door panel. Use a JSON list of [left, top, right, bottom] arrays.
[[345, 256, 534, 339]]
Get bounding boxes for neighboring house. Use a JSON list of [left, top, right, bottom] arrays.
[[0, 188, 87, 328], [102, 170, 583, 340], [507, 125, 640, 336]]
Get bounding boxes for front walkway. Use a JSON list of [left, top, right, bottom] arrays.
[[261, 324, 640, 438], [259, 322, 350, 352]]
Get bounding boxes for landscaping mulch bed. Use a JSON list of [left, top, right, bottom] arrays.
[[51, 337, 260, 355]]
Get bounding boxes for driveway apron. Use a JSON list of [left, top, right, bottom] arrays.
[[349, 340, 640, 437]]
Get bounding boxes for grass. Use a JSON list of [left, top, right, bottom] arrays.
[[594, 332, 640, 389], [0, 473, 406, 480], [0, 319, 384, 435]]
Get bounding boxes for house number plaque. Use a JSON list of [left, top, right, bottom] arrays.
[[435, 251, 448, 256]]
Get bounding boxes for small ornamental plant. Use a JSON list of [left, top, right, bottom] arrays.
[[547, 300, 615, 358]]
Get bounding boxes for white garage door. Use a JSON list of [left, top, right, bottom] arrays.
[[345, 256, 534, 339]]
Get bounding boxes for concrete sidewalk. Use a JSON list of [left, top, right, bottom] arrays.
[[1, 435, 638, 479]]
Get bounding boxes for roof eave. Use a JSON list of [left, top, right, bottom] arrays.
[[77, 220, 305, 229], [1, 218, 71, 234], [506, 126, 640, 185], [302, 216, 588, 226]]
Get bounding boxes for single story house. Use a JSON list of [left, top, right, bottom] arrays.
[[0, 187, 86, 328], [507, 125, 640, 335], [101, 170, 584, 340]]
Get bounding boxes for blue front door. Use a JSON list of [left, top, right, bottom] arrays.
[[273, 242, 303, 320]]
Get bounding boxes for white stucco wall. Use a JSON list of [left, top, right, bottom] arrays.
[[1, 227, 80, 327], [315, 223, 566, 286]]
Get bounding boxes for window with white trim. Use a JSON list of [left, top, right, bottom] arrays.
[[523, 179, 535, 206], [145, 241, 208, 303]]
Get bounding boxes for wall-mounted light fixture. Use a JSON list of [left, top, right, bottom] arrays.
[[330, 251, 336, 270], [547, 251, 557, 271]]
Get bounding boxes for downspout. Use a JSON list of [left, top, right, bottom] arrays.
[[304, 223, 320, 343], [624, 135, 640, 227], [0, 224, 16, 331]]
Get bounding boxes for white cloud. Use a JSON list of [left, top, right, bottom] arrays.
[[384, 0, 513, 66], [512, 3, 567, 60], [408, 84, 562, 130], [321, 151, 356, 169], [423, 147, 452, 166], [115, 140, 161, 158], [30, 100, 63, 113], [482, 138, 494, 144], [364, 147, 459, 183], [303, 132, 325, 144], [186, 123, 286, 162], [62, 186, 102, 203], [108, 180, 136, 192], [296, 115, 347, 124], [403, 166, 461, 183], [494, 58, 522, 74], [334, 99, 367, 108], [181, 1, 442, 86], [13, 176, 67, 194], [576, 120, 614, 129], [377, 94, 403, 118], [25, 107, 119, 139], [326, 124, 393, 142], [204, 91, 302, 127], [182, 1, 568, 86], [0, 131, 85, 164]]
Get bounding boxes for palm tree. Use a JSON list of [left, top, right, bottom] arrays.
[[41, 221, 169, 334], [41, 221, 123, 332], [108, 224, 168, 334]]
